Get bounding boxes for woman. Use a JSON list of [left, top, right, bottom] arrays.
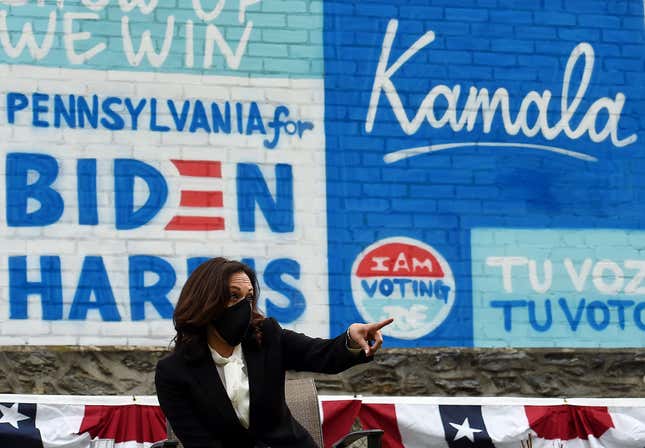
[[155, 257, 393, 448]]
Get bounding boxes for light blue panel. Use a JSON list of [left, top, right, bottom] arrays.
[[0, 0, 322, 78], [473, 228, 645, 347]]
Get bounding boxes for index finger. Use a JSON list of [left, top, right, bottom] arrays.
[[372, 317, 394, 330]]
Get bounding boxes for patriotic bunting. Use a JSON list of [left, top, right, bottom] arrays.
[[2, 395, 645, 447], [319, 397, 645, 448]]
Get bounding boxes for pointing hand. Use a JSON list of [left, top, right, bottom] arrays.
[[348, 318, 394, 356]]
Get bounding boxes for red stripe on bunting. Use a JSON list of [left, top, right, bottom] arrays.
[[359, 403, 404, 448], [525, 405, 614, 440], [321, 399, 362, 448], [79, 404, 167, 443]]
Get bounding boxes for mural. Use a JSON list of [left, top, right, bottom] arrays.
[[0, 0, 644, 347], [472, 229, 645, 347], [0, 0, 327, 345]]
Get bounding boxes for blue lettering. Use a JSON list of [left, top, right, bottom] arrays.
[[528, 299, 552, 332], [124, 98, 146, 130], [419, 280, 432, 297], [434, 279, 450, 303], [32, 93, 49, 127], [237, 163, 294, 232], [558, 297, 586, 331], [264, 105, 289, 149], [361, 279, 378, 297], [77, 159, 98, 225], [240, 258, 255, 271], [4, 255, 317, 323], [114, 159, 168, 230], [9, 256, 62, 320], [150, 98, 170, 132], [246, 101, 266, 135], [236, 102, 243, 133], [54, 94, 76, 128], [211, 102, 231, 133], [129, 255, 176, 320], [634, 302, 645, 331], [187, 257, 211, 276], [378, 279, 393, 296], [6, 153, 64, 226], [263, 106, 312, 149], [100, 96, 125, 130], [189, 100, 211, 133], [608, 299, 635, 330], [69, 256, 121, 321], [7, 92, 28, 124], [491, 300, 527, 332], [586, 300, 610, 331], [392, 278, 411, 296], [78, 95, 99, 128], [296, 120, 314, 137], [264, 258, 305, 323], [168, 99, 190, 131]]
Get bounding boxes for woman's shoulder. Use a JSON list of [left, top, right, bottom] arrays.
[[261, 316, 279, 329], [156, 344, 206, 373], [259, 316, 282, 336], [249, 317, 281, 348], [156, 349, 183, 372]]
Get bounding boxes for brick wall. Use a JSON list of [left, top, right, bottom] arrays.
[[323, 0, 645, 348], [0, 0, 328, 344], [0, 0, 644, 352]]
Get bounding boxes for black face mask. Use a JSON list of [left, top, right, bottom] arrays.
[[212, 298, 252, 346]]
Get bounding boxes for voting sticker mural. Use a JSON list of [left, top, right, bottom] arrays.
[[351, 237, 456, 340]]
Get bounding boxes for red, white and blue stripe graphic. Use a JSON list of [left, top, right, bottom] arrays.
[[165, 159, 225, 231]]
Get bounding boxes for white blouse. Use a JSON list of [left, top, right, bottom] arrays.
[[209, 344, 250, 429]]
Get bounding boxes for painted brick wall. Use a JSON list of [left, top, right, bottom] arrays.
[[0, 0, 644, 349], [324, 0, 645, 348], [0, 0, 328, 345]]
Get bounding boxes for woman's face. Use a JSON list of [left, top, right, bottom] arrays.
[[227, 271, 254, 307]]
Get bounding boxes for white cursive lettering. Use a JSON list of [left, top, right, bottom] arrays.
[[367, 19, 638, 163]]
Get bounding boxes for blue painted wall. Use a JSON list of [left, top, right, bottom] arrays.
[[324, 0, 645, 347]]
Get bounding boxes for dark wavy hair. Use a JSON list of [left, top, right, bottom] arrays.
[[172, 257, 264, 359]]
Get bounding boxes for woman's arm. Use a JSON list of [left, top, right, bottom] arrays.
[[155, 360, 223, 448], [277, 321, 371, 374]]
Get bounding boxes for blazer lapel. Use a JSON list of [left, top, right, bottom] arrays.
[[190, 355, 240, 427], [242, 342, 265, 430]]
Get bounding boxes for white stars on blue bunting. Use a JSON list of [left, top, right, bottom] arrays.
[[0, 403, 30, 429], [449, 417, 483, 443]]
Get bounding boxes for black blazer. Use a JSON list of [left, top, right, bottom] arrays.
[[155, 318, 371, 448]]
